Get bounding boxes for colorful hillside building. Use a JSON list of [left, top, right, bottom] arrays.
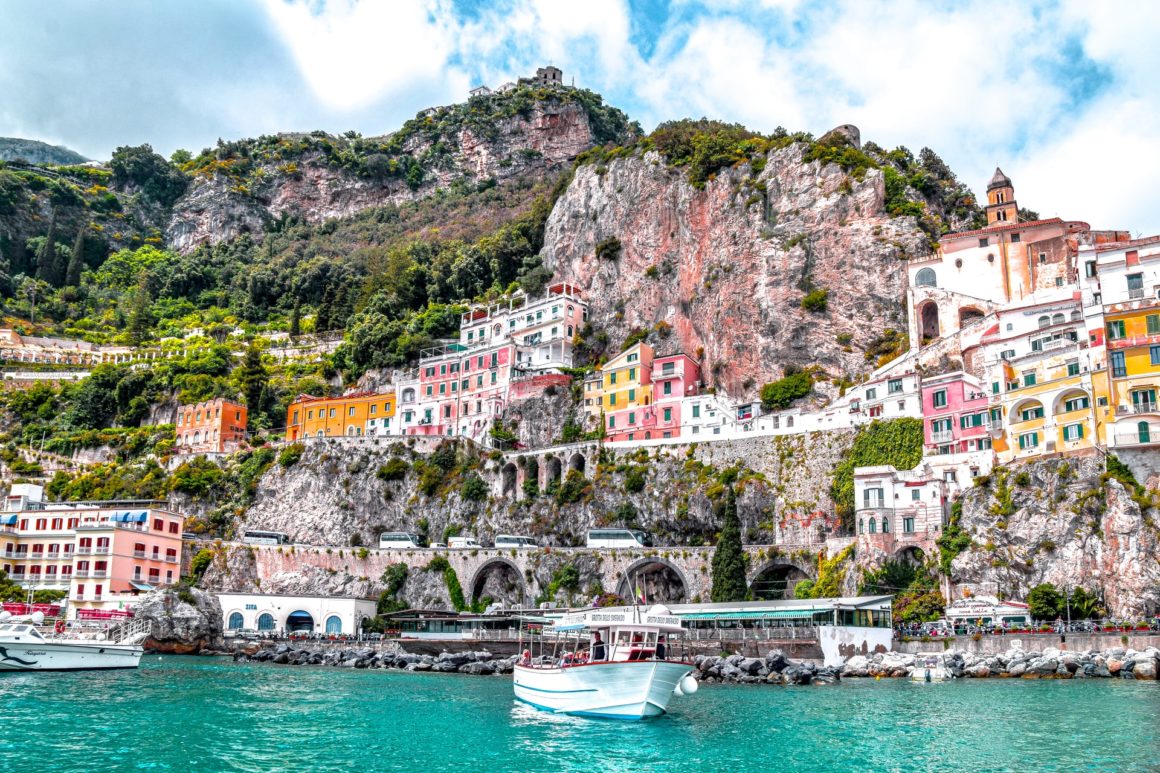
[[600, 343, 655, 442], [1078, 235, 1160, 451], [285, 391, 395, 440], [175, 398, 248, 454]]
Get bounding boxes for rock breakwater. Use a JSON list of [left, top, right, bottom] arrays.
[[841, 646, 1160, 680], [237, 644, 518, 675]]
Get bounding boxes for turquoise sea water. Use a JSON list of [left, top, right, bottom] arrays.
[[2, 658, 1157, 772]]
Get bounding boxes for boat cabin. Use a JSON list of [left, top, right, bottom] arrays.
[[519, 605, 688, 668], [0, 623, 46, 642]]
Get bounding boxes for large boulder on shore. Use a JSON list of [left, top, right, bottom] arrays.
[[135, 586, 224, 654]]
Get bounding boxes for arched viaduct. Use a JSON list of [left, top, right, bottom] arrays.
[[236, 542, 846, 607]]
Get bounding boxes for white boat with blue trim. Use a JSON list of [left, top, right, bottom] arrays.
[[513, 604, 698, 720], [0, 613, 148, 671]]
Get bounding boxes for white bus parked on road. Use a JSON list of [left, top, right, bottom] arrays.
[[494, 534, 537, 549], [585, 529, 651, 549], [379, 532, 424, 549]]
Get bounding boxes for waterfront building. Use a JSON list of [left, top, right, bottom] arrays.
[[175, 397, 248, 454], [217, 592, 376, 635], [0, 486, 185, 618], [285, 390, 395, 440], [1078, 235, 1160, 451], [852, 464, 948, 542]]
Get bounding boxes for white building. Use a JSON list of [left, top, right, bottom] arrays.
[[853, 463, 948, 539], [217, 592, 377, 635]]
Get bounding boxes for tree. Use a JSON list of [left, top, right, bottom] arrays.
[[66, 229, 86, 286], [34, 213, 58, 285], [289, 298, 301, 338], [1027, 582, 1062, 620], [237, 342, 268, 430], [710, 485, 748, 602], [127, 275, 154, 345], [110, 144, 188, 207], [1065, 586, 1104, 621], [760, 369, 812, 411]]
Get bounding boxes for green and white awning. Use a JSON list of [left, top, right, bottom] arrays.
[[678, 609, 826, 621]]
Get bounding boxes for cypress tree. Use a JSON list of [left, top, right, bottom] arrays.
[[238, 342, 268, 430], [35, 214, 58, 285], [66, 229, 86, 287], [710, 485, 748, 602], [127, 275, 154, 345], [289, 298, 301, 338]]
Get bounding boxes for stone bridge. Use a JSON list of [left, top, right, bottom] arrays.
[[231, 541, 846, 606]]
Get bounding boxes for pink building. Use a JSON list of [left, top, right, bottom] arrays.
[[921, 371, 993, 455], [652, 353, 702, 439], [1, 488, 185, 618]]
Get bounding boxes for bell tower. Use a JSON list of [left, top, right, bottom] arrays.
[[985, 166, 1017, 225]]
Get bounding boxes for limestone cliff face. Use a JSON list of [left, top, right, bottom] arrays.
[[541, 145, 927, 400], [951, 456, 1160, 617], [167, 100, 608, 253]]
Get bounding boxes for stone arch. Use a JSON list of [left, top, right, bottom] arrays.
[[750, 561, 812, 600], [958, 306, 986, 327], [919, 301, 940, 343], [285, 610, 315, 632], [895, 545, 926, 566], [1011, 397, 1046, 422], [544, 455, 562, 489], [501, 463, 517, 498], [470, 557, 527, 607], [568, 452, 586, 475], [615, 557, 688, 604]]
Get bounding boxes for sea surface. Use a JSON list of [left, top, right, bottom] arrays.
[[1, 657, 1157, 772]]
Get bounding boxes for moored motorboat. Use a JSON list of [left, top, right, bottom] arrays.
[[513, 604, 698, 719], [0, 613, 149, 671], [911, 655, 949, 682]]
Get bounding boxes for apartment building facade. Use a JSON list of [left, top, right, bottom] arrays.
[[175, 398, 248, 454]]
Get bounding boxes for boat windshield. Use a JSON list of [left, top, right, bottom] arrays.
[[0, 623, 45, 640]]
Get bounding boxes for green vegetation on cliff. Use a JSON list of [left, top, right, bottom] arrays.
[[830, 418, 924, 531]]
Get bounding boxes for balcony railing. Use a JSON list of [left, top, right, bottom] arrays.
[[91, 571, 108, 578], [1107, 332, 1160, 350], [1129, 287, 1145, 300], [75, 547, 92, 554], [1117, 403, 1158, 415], [93, 546, 110, 554], [165, 556, 178, 563], [1113, 430, 1159, 448], [74, 570, 89, 578], [930, 430, 955, 443], [133, 550, 146, 558]]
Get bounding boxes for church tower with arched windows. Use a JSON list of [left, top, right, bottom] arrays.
[[985, 166, 1017, 225]]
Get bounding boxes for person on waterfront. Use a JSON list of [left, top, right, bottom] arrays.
[[655, 636, 666, 661], [591, 632, 606, 661]]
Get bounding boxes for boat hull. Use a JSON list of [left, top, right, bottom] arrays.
[[0, 640, 143, 671], [513, 661, 693, 719]]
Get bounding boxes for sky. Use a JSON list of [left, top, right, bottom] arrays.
[[1, 0, 1157, 235]]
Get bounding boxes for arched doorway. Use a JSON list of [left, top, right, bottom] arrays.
[[286, 610, 315, 633], [325, 615, 342, 634], [568, 452, 586, 475], [919, 301, 940, 343], [895, 546, 926, 567], [750, 562, 811, 600], [257, 613, 275, 631], [470, 558, 527, 608], [958, 307, 985, 327], [616, 558, 688, 604], [501, 463, 517, 497], [227, 612, 243, 629]]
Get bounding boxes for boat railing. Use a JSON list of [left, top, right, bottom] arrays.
[[109, 617, 152, 645]]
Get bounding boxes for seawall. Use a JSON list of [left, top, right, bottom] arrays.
[[897, 632, 1160, 656]]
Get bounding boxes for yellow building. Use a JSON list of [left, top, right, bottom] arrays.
[[1078, 236, 1160, 451], [969, 297, 1099, 463], [581, 343, 656, 441], [286, 390, 396, 440]]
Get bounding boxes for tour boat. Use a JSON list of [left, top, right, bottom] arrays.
[[911, 655, 949, 683], [0, 613, 149, 671], [513, 604, 698, 720]]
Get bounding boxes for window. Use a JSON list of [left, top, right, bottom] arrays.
[[1018, 432, 1039, 449], [329, 408, 336, 418], [370, 405, 377, 415], [858, 519, 864, 535], [348, 406, 355, 416], [868, 518, 877, 534], [881, 517, 890, 533], [863, 487, 884, 508], [1063, 396, 1090, 412], [1139, 421, 1152, 443], [257, 613, 275, 631], [1039, 253, 1048, 264], [911, 489, 921, 501], [627, 353, 638, 363], [609, 416, 616, 429], [992, 382, 1000, 395], [1020, 405, 1044, 421], [865, 388, 877, 400], [1055, 278, 1064, 288], [888, 379, 903, 394], [1038, 315, 1051, 329], [692, 404, 700, 418], [1151, 345, 1160, 366], [915, 268, 937, 287], [609, 372, 617, 385], [978, 238, 989, 248], [932, 389, 947, 408], [1127, 273, 1144, 298], [1111, 351, 1127, 378], [1067, 360, 1080, 377], [663, 381, 672, 396], [663, 408, 672, 422], [628, 367, 636, 380], [903, 517, 915, 534], [1147, 314, 1160, 336], [228, 612, 244, 629], [628, 412, 636, 426], [1022, 372, 1037, 387], [1063, 423, 1084, 442], [960, 412, 985, 429], [1001, 349, 1015, 360], [1085, 261, 1097, 278], [628, 389, 636, 402], [609, 393, 617, 406], [1107, 320, 1126, 340]]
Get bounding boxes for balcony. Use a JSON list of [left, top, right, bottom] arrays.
[[165, 556, 178, 563], [1113, 429, 1159, 448], [133, 550, 146, 558], [93, 546, 110, 554], [91, 570, 108, 578], [74, 570, 89, 578], [1117, 403, 1158, 416], [1107, 332, 1160, 351], [75, 547, 92, 555], [1129, 287, 1145, 300], [930, 430, 955, 443]]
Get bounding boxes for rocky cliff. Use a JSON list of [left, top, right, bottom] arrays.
[[541, 142, 929, 400], [135, 586, 224, 653], [167, 87, 634, 252], [950, 456, 1160, 617]]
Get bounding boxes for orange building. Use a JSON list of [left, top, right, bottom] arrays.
[[285, 390, 396, 440], [175, 398, 248, 454]]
